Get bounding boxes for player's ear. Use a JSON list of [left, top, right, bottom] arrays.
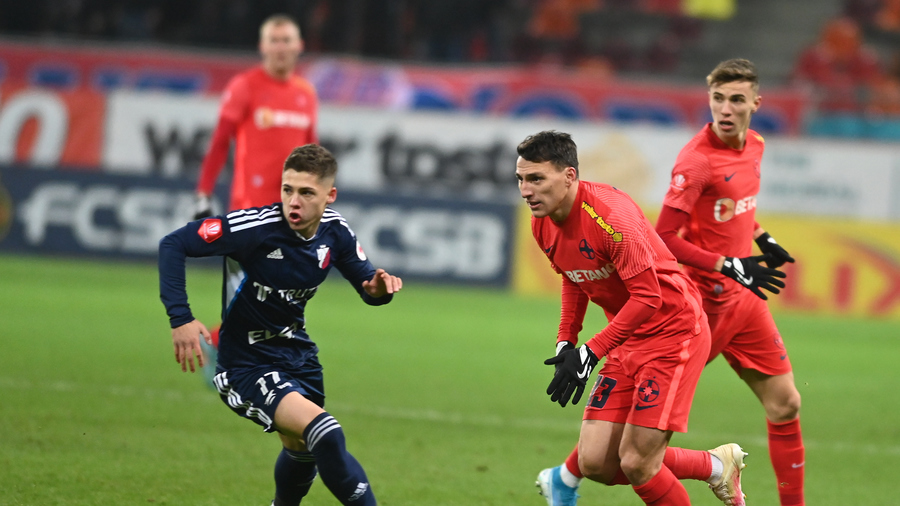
[[326, 186, 337, 204], [752, 94, 762, 114], [565, 166, 578, 185]]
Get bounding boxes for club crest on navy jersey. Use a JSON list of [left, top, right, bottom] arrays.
[[317, 244, 331, 269]]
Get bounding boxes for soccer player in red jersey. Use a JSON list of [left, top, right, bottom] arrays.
[[655, 59, 804, 506], [536, 60, 801, 506], [194, 14, 318, 217], [519, 131, 747, 506]]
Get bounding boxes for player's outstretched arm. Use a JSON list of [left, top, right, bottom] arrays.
[[718, 254, 787, 300], [754, 228, 795, 268], [171, 319, 212, 373], [361, 268, 403, 298]]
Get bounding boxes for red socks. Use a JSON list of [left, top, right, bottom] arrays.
[[563, 446, 712, 484], [633, 465, 691, 505], [564, 444, 583, 478], [768, 418, 805, 506], [664, 446, 713, 481]]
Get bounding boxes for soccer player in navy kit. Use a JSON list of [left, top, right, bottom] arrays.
[[159, 144, 401, 506]]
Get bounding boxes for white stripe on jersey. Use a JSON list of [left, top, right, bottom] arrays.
[[231, 215, 283, 232], [228, 208, 280, 225], [226, 207, 275, 219], [320, 210, 352, 232]]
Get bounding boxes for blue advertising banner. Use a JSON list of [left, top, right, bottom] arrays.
[[0, 166, 515, 286]]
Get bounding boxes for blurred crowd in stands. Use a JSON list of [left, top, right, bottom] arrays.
[[0, 0, 712, 74], [793, 1, 900, 136], [1, 0, 899, 136]]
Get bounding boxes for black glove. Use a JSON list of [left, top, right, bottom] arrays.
[[193, 195, 213, 221], [553, 341, 575, 375], [720, 254, 786, 300], [543, 344, 598, 407], [755, 232, 795, 269]]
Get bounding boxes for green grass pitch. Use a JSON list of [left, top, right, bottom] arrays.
[[1, 254, 897, 505]]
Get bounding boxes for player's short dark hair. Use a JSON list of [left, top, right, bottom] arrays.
[[260, 14, 301, 39], [283, 144, 337, 181], [516, 130, 579, 176], [707, 58, 759, 92]]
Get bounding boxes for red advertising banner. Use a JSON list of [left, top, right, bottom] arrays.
[[0, 41, 811, 140], [0, 82, 104, 168]]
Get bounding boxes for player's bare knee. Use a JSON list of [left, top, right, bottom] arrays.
[[618, 451, 662, 486], [768, 388, 801, 422], [578, 453, 619, 484], [278, 432, 307, 452]]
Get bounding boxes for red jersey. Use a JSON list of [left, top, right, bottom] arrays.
[[197, 66, 318, 210], [533, 181, 703, 354], [662, 124, 765, 304]]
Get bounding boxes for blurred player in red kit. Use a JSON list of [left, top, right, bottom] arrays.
[[520, 130, 748, 506], [193, 14, 318, 361], [194, 13, 318, 218]]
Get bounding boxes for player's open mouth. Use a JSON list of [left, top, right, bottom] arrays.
[[526, 201, 540, 209], [288, 210, 302, 223], [719, 120, 734, 129]]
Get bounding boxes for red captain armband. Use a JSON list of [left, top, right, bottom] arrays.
[[198, 218, 223, 243]]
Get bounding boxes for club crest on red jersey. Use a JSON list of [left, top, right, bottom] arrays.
[[317, 244, 331, 269], [198, 219, 223, 243]]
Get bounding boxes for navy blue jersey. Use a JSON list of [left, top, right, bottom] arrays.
[[159, 203, 390, 370]]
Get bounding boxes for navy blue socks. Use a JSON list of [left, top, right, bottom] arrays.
[[273, 448, 317, 506], [302, 412, 375, 505]]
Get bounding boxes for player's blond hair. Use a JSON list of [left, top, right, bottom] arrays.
[[284, 144, 337, 182], [259, 14, 301, 40], [707, 59, 759, 93]]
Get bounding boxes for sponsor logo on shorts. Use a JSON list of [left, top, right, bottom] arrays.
[[638, 379, 660, 403], [635, 404, 659, 411]]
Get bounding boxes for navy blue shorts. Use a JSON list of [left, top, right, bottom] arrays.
[[213, 359, 325, 433]]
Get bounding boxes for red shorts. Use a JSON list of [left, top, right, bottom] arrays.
[[705, 290, 792, 376], [582, 317, 710, 433]]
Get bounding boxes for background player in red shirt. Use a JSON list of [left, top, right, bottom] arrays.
[[194, 13, 318, 218], [193, 14, 318, 368], [655, 59, 804, 506], [519, 131, 747, 506]]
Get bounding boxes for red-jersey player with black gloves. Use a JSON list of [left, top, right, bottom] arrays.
[[194, 14, 318, 217], [655, 59, 804, 506], [520, 131, 748, 506]]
